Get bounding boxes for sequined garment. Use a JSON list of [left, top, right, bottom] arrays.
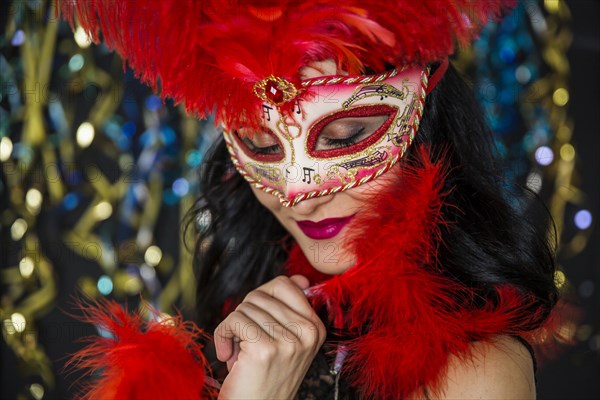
[[295, 345, 359, 400]]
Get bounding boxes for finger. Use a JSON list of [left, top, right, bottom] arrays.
[[241, 291, 316, 339], [227, 340, 241, 372], [214, 310, 260, 362], [235, 301, 301, 342], [289, 274, 310, 290], [239, 296, 326, 350], [254, 276, 315, 320]]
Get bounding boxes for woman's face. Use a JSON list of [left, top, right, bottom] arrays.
[[248, 60, 402, 275], [250, 163, 400, 275]]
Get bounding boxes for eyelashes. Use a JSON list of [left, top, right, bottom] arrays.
[[234, 129, 285, 161], [241, 129, 366, 155], [241, 137, 282, 155], [320, 127, 366, 149]]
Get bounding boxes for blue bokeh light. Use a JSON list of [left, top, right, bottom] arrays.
[[172, 178, 190, 197], [574, 210, 592, 230], [97, 275, 114, 295]]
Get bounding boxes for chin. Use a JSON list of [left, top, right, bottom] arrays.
[[311, 261, 355, 276], [297, 239, 356, 276]]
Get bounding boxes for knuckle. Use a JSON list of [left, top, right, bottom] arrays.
[[304, 318, 326, 345], [235, 302, 250, 313], [252, 342, 277, 362], [214, 319, 233, 337], [243, 290, 267, 304], [316, 319, 326, 337], [242, 290, 258, 303], [272, 275, 291, 289], [281, 340, 299, 357], [288, 320, 315, 346], [241, 322, 261, 341], [273, 330, 298, 352]]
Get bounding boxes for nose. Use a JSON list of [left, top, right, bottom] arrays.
[[284, 192, 335, 215]]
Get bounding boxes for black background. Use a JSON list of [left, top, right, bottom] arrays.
[[535, 1, 600, 398]]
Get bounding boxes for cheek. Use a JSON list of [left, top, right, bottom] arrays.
[[342, 166, 401, 206], [250, 186, 283, 217]]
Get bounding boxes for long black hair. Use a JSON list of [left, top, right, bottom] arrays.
[[188, 63, 559, 333]]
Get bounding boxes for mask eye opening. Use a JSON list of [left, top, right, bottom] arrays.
[[306, 104, 398, 159], [231, 127, 285, 162]]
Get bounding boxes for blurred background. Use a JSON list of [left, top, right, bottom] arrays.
[[1, 0, 598, 398]]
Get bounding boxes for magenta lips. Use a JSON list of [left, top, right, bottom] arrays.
[[296, 215, 355, 240]]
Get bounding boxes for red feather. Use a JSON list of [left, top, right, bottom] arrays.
[[287, 146, 548, 399], [65, 146, 560, 399], [60, 0, 515, 133], [67, 298, 216, 400]]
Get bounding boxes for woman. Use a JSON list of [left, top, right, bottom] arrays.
[[193, 61, 557, 399], [64, 1, 558, 399]]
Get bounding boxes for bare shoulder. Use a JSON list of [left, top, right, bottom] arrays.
[[432, 335, 536, 399]]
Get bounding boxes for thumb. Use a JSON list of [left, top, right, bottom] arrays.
[[289, 274, 310, 290]]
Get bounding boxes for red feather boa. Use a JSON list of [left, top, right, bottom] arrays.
[[67, 299, 216, 400], [68, 148, 552, 399], [286, 146, 545, 398]]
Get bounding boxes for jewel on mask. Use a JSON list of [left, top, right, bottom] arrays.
[[254, 76, 298, 106]]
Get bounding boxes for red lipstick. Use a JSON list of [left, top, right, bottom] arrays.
[[296, 215, 355, 240]]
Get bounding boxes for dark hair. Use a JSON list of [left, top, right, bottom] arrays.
[[188, 63, 558, 333], [188, 144, 293, 330]]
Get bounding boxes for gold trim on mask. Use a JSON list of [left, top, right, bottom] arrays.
[[342, 81, 410, 109], [300, 67, 404, 87], [325, 146, 392, 184]]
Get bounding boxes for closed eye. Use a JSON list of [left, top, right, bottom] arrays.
[[241, 137, 281, 155], [307, 105, 398, 157], [320, 127, 366, 148], [233, 128, 284, 162]]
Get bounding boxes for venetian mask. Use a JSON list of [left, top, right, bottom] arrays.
[[223, 65, 431, 207]]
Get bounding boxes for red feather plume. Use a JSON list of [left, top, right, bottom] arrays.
[[66, 298, 216, 400], [287, 145, 548, 399], [60, 0, 515, 132]]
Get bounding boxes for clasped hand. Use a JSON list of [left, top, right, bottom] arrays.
[[214, 275, 327, 399]]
